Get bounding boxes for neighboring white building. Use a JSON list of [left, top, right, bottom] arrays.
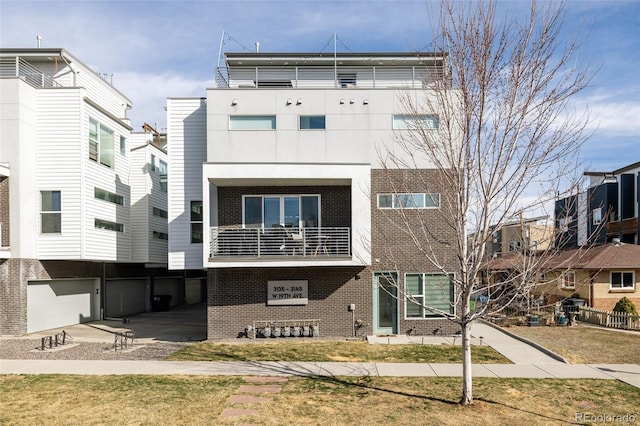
[[0, 48, 200, 335], [168, 51, 460, 339]]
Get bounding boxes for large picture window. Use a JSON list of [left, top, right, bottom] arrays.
[[41, 191, 61, 233], [243, 195, 320, 228], [405, 273, 454, 318], [88, 118, 114, 168]]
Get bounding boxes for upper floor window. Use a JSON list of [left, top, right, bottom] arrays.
[[299, 115, 326, 130], [592, 207, 602, 226], [377, 193, 440, 209], [152, 207, 168, 218], [95, 218, 124, 232], [611, 271, 634, 290], [558, 215, 572, 233], [405, 273, 454, 318], [94, 187, 123, 205], [120, 136, 127, 156], [41, 191, 61, 234], [151, 155, 168, 193], [229, 115, 276, 130], [393, 114, 439, 130], [190, 201, 203, 243], [243, 195, 320, 229], [88, 118, 114, 168], [508, 241, 522, 252], [153, 230, 169, 240]]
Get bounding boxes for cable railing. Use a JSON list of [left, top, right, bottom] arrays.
[[0, 57, 61, 88], [209, 226, 351, 259], [215, 65, 447, 89]]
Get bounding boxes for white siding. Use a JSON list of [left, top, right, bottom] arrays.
[[167, 98, 206, 270], [35, 88, 84, 259], [83, 103, 131, 261], [129, 140, 149, 262]]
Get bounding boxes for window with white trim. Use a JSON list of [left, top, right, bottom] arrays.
[[405, 273, 454, 318], [190, 201, 203, 243], [88, 118, 114, 168], [95, 218, 123, 232], [243, 195, 320, 228], [393, 114, 439, 129], [592, 207, 602, 225], [611, 271, 634, 290], [94, 187, 123, 205], [561, 271, 575, 289], [559, 215, 572, 233], [377, 193, 440, 209], [41, 191, 61, 234], [229, 115, 276, 130]]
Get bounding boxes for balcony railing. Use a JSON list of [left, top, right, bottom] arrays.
[[215, 65, 447, 89], [209, 226, 351, 260], [607, 217, 639, 236], [0, 57, 61, 89]]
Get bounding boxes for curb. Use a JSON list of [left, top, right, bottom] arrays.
[[479, 319, 569, 364]]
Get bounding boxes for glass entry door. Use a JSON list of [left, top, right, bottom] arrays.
[[373, 272, 398, 335]]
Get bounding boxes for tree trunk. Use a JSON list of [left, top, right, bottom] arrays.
[[459, 320, 473, 405]]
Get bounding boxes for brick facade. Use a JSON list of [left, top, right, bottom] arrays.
[[206, 169, 460, 339]]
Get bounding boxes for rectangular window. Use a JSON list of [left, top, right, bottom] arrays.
[[94, 187, 123, 205], [611, 272, 634, 289], [159, 159, 167, 193], [299, 115, 326, 130], [406, 273, 454, 318], [229, 115, 276, 130], [95, 218, 123, 232], [120, 136, 127, 156], [592, 207, 602, 226], [561, 271, 576, 289], [153, 231, 169, 240], [190, 201, 203, 243], [41, 191, 61, 233], [377, 193, 440, 209], [88, 118, 114, 167], [393, 114, 439, 130], [508, 241, 522, 252], [152, 207, 168, 218], [559, 216, 572, 233], [242, 195, 320, 228]]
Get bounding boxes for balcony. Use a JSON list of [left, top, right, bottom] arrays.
[[0, 57, 61, 89], [209, 226, 351, 261], [607, 217, 639, 236]]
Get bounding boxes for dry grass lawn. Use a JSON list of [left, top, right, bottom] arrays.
[[166, 340, 510, 363], [1, 375, 638, 425], [507, 324, 640, 364]]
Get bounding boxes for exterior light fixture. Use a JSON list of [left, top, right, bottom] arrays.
[[231, 99, 238, 106], [339, 99, 345, 104], [363, 99, 369, 104], [296, 98, 302, 105], [349, 99, 355, 104], [286, 99, 292, 105]]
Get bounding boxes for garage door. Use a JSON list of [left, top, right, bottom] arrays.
[[105, 279, 148, 318], [27, 279, 98, 333], [154, 277, 183, 307]]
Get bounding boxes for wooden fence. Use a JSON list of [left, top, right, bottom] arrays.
[[579, 307, 640, 331]]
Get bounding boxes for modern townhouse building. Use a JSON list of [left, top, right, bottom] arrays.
[[0, 48, 190, 336], [168, 51, 460, 339], [484, 215, 553, 259], [555, 161, 640, 248]]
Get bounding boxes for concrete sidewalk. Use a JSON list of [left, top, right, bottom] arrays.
[[1, 359, 639, 388]]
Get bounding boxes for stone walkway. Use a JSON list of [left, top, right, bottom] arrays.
[[219, 376, 288, 423]]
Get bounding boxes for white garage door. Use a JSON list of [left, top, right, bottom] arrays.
[[105, 279, 148, 318], [27, 279, 98, 333]]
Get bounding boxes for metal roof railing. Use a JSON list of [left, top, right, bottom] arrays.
[[0, 57, 61, 89]]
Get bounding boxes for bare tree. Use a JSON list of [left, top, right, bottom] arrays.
[[376, 0, 593, 405]]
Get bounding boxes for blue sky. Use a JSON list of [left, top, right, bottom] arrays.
[[1, 0, 638, 172]]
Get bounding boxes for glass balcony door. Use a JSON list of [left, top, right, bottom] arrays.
[[243, 195, 319, 229]]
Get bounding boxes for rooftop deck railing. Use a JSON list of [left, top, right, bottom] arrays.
[[209, 226, 351, 260], [0, 57, 61, 89], [215, 65, 447, 89]]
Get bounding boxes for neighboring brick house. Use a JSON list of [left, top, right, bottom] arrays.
[[0, 48, 200, 335], [168, 51, 461, 339], [486, 242, 640, 311], [556, 161, 640, 248]]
